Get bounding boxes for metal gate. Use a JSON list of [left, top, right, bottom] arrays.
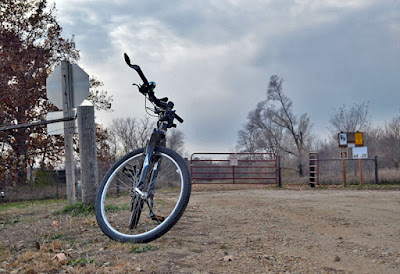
[[190, 152, 279, 185]]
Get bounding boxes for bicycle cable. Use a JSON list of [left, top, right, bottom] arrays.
[[144, 96, 158, 118]]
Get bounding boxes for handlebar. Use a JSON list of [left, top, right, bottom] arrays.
[[124, 53, 183, 124], [124, 53, 149, 86]]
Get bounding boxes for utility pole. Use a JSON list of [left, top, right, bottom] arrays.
[[61, 61, 76, 205]]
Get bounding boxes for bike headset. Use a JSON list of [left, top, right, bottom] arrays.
[[124, 53, 184, 131]]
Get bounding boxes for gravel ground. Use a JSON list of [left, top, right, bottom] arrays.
[[1, 187, 399, 273]]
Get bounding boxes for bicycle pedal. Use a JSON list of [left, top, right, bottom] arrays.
[[151, 215, 165, 222]]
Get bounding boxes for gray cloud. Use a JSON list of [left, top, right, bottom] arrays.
[[54, 0, 400, 153]]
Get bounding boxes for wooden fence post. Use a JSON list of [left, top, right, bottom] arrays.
[[374, 156, 379, 184], [342, 159, 346, 187], [77, 103, 98, 205]]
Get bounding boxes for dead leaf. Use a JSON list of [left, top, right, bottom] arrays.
[[223, 255, 234, 262], [51, 220, 61, 228], [51, 253, 68, 265]]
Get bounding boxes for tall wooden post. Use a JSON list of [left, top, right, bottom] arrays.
[[359, 158, 363, 187], [77, 103, 98, 205], [342, 159, 346, 187], [61, 61, 76, 205]]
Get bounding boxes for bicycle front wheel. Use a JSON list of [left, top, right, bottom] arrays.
[[95, 146, 191, 243]]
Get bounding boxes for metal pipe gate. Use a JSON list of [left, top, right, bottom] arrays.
[[190, 152, 278, 185]]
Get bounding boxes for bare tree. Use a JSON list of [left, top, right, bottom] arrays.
[[328, 102, 370, 133], [109, 116, 186, 157], [109, 116, 154, 155], [379, 115, 400, 168], [237, 75, 313, 176], [237, 122, 263, 153], [167, 129, 185, 155]]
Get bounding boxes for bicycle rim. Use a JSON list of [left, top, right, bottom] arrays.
[[98, 148, 187, 242]]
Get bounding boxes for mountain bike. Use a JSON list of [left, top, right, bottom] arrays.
[[95, 53, 191, 243]]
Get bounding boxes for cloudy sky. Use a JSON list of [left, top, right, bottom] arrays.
[[53, 0, 400, 154]]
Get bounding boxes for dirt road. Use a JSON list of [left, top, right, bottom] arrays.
[[1, 187, 399, 273]]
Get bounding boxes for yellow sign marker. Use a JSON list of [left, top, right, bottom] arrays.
[[354, 132, 363, 146]]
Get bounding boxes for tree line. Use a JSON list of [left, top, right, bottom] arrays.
[[236, 75, 400, 178], [0, 0, 185, 188]]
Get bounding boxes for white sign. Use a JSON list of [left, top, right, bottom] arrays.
[[46, 63, 90, 109], [338, 133, 347, 147], [230, 154, 238, 166], [352, 147, 368, 159], [46, 110, 77, 135], [46, 65, 63, 109]]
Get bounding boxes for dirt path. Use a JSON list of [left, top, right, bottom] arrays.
[[1, 188, 399, 273]]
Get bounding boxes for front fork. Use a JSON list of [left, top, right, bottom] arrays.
[[134, 129, 165, 219], [136, 147, 160, 197]]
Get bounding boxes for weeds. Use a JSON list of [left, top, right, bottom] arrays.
[[53, 202, 95, 217], [51, 233, 74, 242], [68, 258, 96, 267], [130, 244, 159, 253], [0, 199, 62, 212]]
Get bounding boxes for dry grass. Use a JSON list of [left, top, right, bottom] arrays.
[[378, 168, 400, 184], [1, 187, 400, 273]]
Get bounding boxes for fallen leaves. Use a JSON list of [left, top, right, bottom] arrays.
[[51, 253, 68, 265], [51, 220, 61, 228]]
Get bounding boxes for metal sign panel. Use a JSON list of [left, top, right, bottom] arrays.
[[46, 63, 89, 109], [352, 146, 368, 159], [47, 110, 77, 135], [71, 64, 90, 108], [46, 64, 63, 109]]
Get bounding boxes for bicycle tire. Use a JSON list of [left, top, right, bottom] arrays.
[[95, 146, 191, 243]]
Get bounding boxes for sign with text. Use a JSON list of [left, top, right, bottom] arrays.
[[229, 154, 238, 166], [338, 132, 364, 147], [352, 146, 368, 159]]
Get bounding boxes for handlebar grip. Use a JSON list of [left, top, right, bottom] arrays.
[[175, 113, 184, 123], [124, 53, 149, 86]]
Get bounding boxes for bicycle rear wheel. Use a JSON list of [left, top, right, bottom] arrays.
[[95, 146, 191, 243]]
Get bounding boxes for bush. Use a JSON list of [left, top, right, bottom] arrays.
[[34, 168, 57, 186]]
